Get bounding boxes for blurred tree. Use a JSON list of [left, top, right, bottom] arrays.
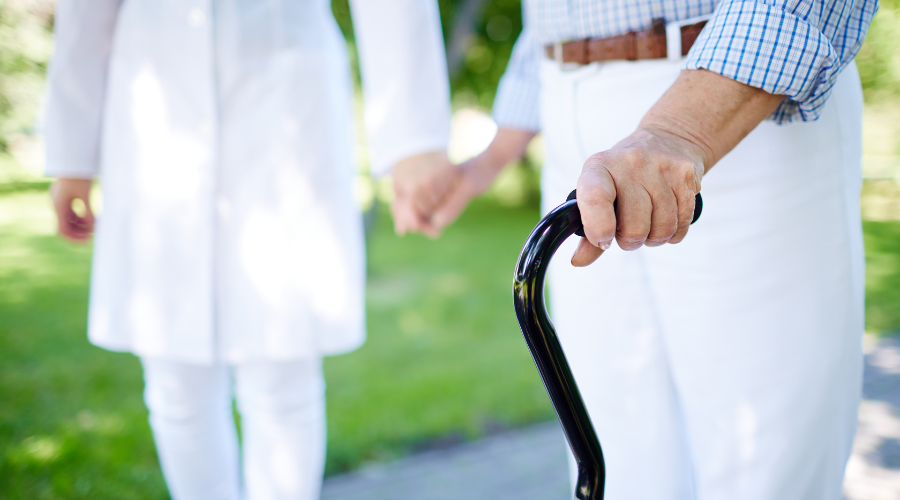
[[332, 0, 523, 110], [0, 0, 54, 155], [857, 0, 900, 102]]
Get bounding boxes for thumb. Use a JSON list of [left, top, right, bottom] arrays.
[[570, 237, 605, 267], [430, 183, 474, 230]]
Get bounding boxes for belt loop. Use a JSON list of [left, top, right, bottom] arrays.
[[555, 41, 581, 71], [665, 23, 682, 61], [665, 14, 712, 61]]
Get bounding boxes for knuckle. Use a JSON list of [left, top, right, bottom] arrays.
[[617, 229, 647, 244], [585, 151, 613, 166], [621, 149, 646, 168], [617, 239, 644, 251]]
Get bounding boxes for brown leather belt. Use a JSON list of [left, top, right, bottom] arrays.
[[544, 19, 707, 64]]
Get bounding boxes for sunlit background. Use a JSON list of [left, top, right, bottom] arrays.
[[1, 0, 899, 498]]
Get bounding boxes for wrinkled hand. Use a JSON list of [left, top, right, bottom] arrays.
[[391, 151, 456, 238], [50, 178, 95, 242], [571, 69, 785, 268], [572, 127, 704, 266]]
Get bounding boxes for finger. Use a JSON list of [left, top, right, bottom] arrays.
[[411, 164, 458, 217], [645, 185, 678, 247], [50, 189, 79, 240], [430, 183, 473, 230], [394, 194, 439, 238], [571, 237, 605, 267], [390, 197, 411, 235], [410, 177, 446, 216], [81, 195, 96, 233], [60, 208, 91, 241], [615, 186, 652, 251], [57, 205, 75, 239], [67, 195, 95, 237], [410, 185, 438, 217], [668, 188, 696, 244], [577, 156, 617, 249], [420, 221, 441, 239]]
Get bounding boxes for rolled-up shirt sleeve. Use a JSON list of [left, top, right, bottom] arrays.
[[493, 24, 542, 132], [685, 0, 878, 124]]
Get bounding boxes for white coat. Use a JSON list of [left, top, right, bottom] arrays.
[[44, 0, 451, 364]]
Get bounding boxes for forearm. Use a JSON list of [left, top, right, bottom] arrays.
[[638, 69, 785, 172], [573, 69, 786, 263], [479, 127, 537, 173]]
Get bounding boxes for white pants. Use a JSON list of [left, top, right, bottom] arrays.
[[539, 59, 865, 499], [141, 357, 326, 500]]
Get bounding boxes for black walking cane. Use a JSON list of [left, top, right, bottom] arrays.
[[512, 189, 702, 500]]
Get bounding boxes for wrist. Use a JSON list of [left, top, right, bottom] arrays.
[[632, 123, 714, 172], [483, 127, 537, 171], [637, 70, 784, 172], [478, 147, 512, 176]]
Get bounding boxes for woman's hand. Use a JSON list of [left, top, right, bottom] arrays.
[[391, 151, 456, 238], [429, 127, 536, 231], [50, 178, 95, 242]]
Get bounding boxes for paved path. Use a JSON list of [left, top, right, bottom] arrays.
[[322, 336, 900, 500], [844, 335, 900, 500]]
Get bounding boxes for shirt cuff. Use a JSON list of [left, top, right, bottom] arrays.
[[492, 73, 541, 132], [685, 0, 839, 124]]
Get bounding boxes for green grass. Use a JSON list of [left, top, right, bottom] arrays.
[[1, 187, 899, 499], [0, 190, 552, 498], [864, 219, 900, 334], [325, 199, 552, 472], [0, 192, 167, 499]]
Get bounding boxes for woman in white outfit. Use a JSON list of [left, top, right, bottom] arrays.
[[44, 0, 451, 498]]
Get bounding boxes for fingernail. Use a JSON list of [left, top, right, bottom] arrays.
[[600, 240, 612, 251]]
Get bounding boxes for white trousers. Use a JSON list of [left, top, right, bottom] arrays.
[[141, 357, 326, 500], [539, 59, 865, 500]]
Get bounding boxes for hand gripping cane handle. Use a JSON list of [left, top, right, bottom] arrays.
[[512, 190, 702, 500]]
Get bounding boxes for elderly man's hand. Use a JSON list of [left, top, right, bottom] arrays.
[[576, 127, 704, 254], [391, 151, 455, 238], [572, 69, 784, 267]]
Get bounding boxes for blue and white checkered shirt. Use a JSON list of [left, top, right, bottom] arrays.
[[493, 0, 878, 130]]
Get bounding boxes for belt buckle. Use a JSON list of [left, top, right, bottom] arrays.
[[554, 41, 583, 72], [664, 14, 711, 61]]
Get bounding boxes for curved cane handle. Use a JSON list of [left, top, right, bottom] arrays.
[[512, 190, 702, 500]]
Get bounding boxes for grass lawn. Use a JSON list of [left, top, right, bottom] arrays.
[[864, 219, 900, 334], [2, 186, 899, 499], [0, 189, 552, 498]]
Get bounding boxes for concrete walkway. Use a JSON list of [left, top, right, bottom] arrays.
[[844, 335, 900, 500], [322, 336, 900, 500]]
